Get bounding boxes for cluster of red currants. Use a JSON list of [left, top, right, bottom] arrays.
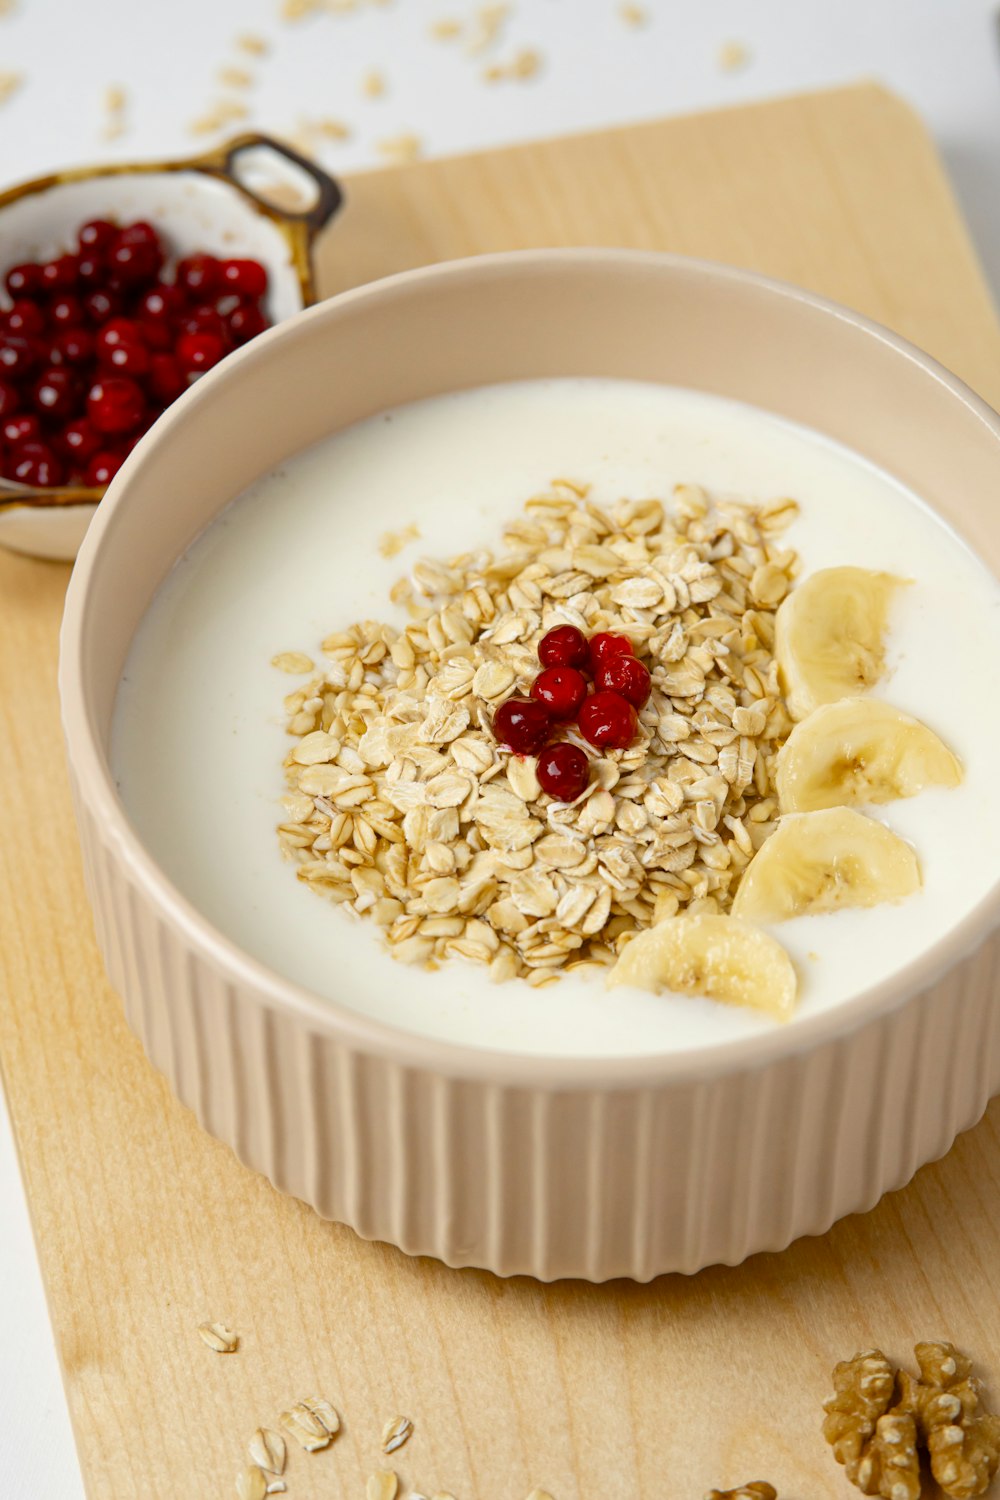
[[0, 218, 271, 490], [492, 624, 652, 801]]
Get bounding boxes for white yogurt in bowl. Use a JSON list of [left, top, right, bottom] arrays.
[[112, 377, 1000, 1058]]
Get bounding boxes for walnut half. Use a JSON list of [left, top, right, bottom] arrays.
[[822, 1350, 921, 1500], [824, 1343, 1000, 1500], [704, 1485, 777, 1500], [913, 1342, 1000, 1500]]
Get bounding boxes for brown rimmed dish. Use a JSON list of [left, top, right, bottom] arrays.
[[0, 132, 341, 559]]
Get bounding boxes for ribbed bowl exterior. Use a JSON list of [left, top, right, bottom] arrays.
[[72, 780, 1000, 1282], [60, 252, 1000, 1282]]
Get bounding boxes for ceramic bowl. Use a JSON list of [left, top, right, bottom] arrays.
[[0, 133, 341, 560], [59, 250, 1000, 1281]]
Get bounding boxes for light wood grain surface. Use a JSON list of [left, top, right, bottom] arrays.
[[2, 83, 1000, 1500]]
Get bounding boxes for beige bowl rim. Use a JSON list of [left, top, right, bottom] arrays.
[[59, 246, 1000, 1089]]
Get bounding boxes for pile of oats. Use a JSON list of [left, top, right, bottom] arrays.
[[275, 480, 798, 987]]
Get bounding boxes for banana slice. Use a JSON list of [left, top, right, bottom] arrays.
[[776, 698, 963, 812], [775, 566, 905, 720], [607, 913, 797, 1021], [731, 807, 920, 922]]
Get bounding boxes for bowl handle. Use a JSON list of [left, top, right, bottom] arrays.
[[195, 132, 343, 236]]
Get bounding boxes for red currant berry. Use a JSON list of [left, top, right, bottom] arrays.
[[77, 219, 117, 254], [108, 237, 161, 285], [595, 652, 651, 709], [176, 330, 225, 373], [219, 258, 268, 298], [5, 263, 43, 299], [0, 335, 43, 379], [85, 449, 125, 486], [58, 417, 100, 463], [11, 440, 64, 487], [49, 293, 83, 328], [175, 254, 220, 297], [83, 288, 123, 324], [227, 302, 268, 344], [0, 379, 19, 419], [537, 624, 589, 670], [103, 340, 151, 377], [39, 255, 78, 292], [137, 285, 183, 324], [118, 221, 161, 251], [578, 690, 638, 750], [95, 317, 143, 357], [52, 326, 95, 366], [2, 413, 41, 446], [76, 255, 105, 287], [5, 300, 45, 337], [180, 306, 228, 342], [32, 367, 81, 421], [148, 352, 186, 404], [588, 632, 633, 672], [493, 697, 551, 755], [530, 665, 588, 721], [536, 742, 590, 802], [87, 375, 145, 435]]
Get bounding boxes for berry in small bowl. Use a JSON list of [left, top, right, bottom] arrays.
[[0, 133, 341, 560]]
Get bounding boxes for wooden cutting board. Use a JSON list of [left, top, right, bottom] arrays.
[[3, 83, 1000, 1500]]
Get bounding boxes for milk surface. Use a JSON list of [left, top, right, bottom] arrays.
[[112, 380, 1000, 1056]]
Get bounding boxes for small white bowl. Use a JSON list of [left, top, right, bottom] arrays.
[[0, 133, 341, 560], [59, 250, 1000, 1281]]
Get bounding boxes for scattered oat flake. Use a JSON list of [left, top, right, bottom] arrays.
[[377, 133, 423, 163], [198, 1321, 239, 1352], [466, 1, 509, 54], [430, 17, 461, 39], [280, 1396, 341, 1451], [248, 1428, 286, 1475], [236, 1467, 268, 1500], [363, 68, 386, 98], [265, 1484, 286, 1496], [618, 1, 647, 25], [99, 83, 127, 140], [272, 651, 316, 673], [316, 116, 352, 139], [379, 523, 420, 558], [368, 1474, 399, 1500], [381, 1414, 413, 1453], [296, 116, 352, 146], [525, 1491, 555, 1500], [237, 31, 271, 54], [718, 39, 751, 72], [484, 47, 542, 82], [0, 71, 23, 104], [219, 65, 255, 88], [281, 0, 321, 17], [189, 98, 250, 135]]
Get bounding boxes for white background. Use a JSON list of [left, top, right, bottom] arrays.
[[3, 1, 1000, 1494]]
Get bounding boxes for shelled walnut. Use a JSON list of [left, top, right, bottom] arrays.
[[856, 1403, 921, 1500], [823, 1350, 901, 1491], [823, 1343, 1000, 1500], [913, 1342, 1000, 1500]]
